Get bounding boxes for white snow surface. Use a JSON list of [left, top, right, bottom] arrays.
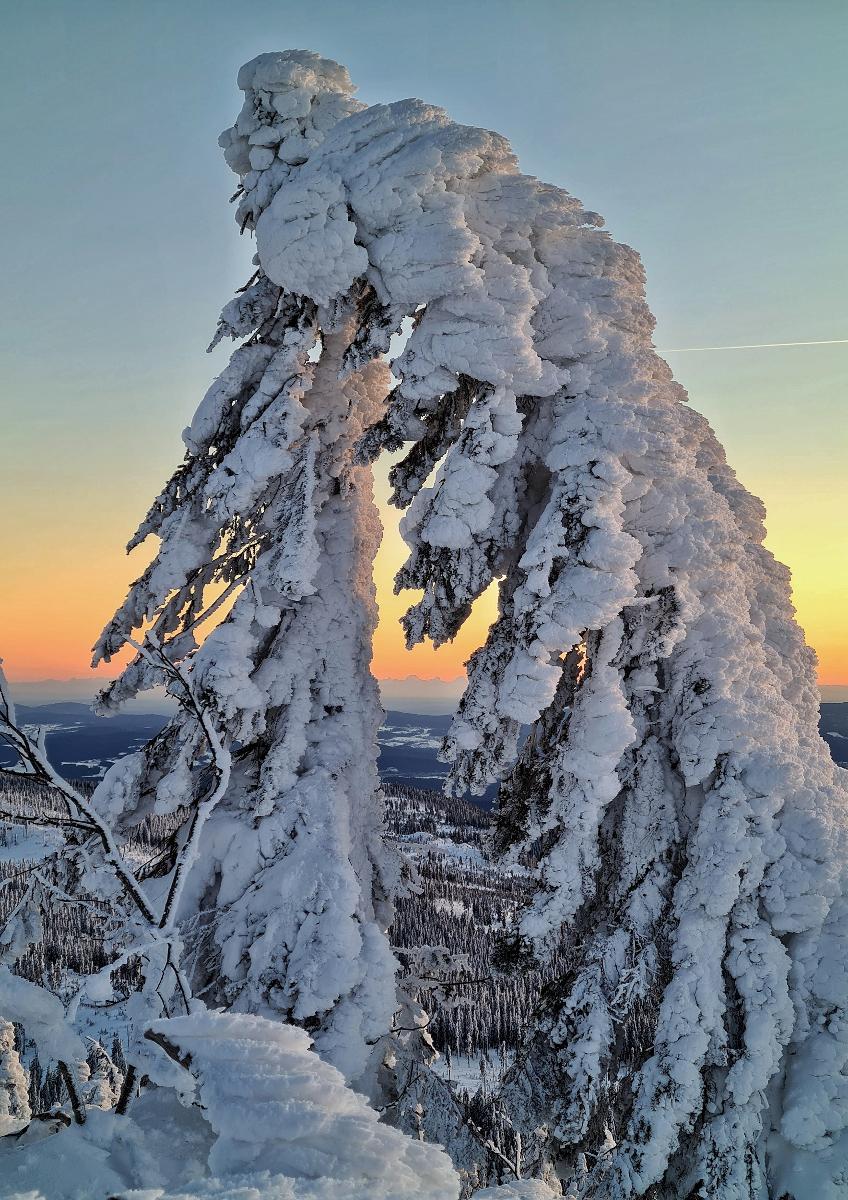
[[0, 1010, 460, 1200]]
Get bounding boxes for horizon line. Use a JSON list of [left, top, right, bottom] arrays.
[[662, 337, 848, 353], [9, 675, 848, 692], [5, 672, 470, 686]]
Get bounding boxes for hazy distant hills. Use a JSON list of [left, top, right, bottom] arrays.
[[2, 701, 845, 799], [7, 675, 468, 716], [2, 703, 167, 780], [377, 710, 451, 787], [821, 702, 848, 767], [0, 703, 465, 795]]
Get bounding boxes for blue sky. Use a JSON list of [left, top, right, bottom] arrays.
[[0, 0, 846, 687]]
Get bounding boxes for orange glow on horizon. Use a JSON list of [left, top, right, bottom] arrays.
[[1, 453, 844, 690], [368, 452, 498, 683]]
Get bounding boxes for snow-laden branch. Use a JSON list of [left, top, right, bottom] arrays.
[[0, 660, 157, 926], [126, 636, 231, 934], [0, 640, 232, 1113]]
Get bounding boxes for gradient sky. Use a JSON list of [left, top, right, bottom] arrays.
[[0, 0, 845, 688]]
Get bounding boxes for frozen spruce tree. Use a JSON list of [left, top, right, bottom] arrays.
[[89, 49, 847, 1195], [91, 52, 401, 1090], [309, 59, 846, 1200]]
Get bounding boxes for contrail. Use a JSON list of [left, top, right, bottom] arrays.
[[661, 338, 848, 353]]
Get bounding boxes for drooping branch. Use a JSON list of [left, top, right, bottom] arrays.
[[125, 636, 232, 934], [0, 661, 157, 926]]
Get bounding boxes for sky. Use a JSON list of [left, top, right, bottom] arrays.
[[0, 0, 845, 693]]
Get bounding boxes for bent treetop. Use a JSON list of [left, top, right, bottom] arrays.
[[94, 51, 847, 1198]]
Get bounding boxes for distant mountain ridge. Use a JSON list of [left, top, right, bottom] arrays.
[[2, 701, 844, 801], [1, 703, 481, 798], [820, 702, 848, 766], [7, 676, 469, 715]]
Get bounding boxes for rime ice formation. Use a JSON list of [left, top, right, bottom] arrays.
[[144, 1010, 461, 1197], [89, 50, 847, 1196], [0, 1011, 462, 1199], [92, 53, 399, 1090], [0, 1018, 29, 1136]]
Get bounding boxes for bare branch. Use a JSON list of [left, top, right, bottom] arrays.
[[0, 679, 157, 928], [143, 1028, 191, 1070], [0, 804, 96, 834], [57, 1062, 86, 1126], [115, 1064, 137, 1115]]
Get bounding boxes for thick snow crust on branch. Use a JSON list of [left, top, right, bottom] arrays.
[[0, 966, 85, 1069], [146, 1010, 460, 1196], [0, 1010, 461, 1199]]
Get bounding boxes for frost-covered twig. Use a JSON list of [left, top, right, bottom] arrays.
[[0, 662, 157, 925], [0, 637, 231, 1110], [126, 636, 232, 934], [0, 801, 95, 834]]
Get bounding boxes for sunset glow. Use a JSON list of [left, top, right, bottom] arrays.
[[1, 2, 845, 693], [1, 440, 844, 689]]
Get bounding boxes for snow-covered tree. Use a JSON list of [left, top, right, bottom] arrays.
[[0, 1019, 29, 1135], [276, 56, 848, 1200], [3, 46, 845, 1198], [81, 1041, 122, 1111], [89, 52, 402, 1089]]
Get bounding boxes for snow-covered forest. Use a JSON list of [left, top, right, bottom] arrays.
[[1, 48, 846, 1200]]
